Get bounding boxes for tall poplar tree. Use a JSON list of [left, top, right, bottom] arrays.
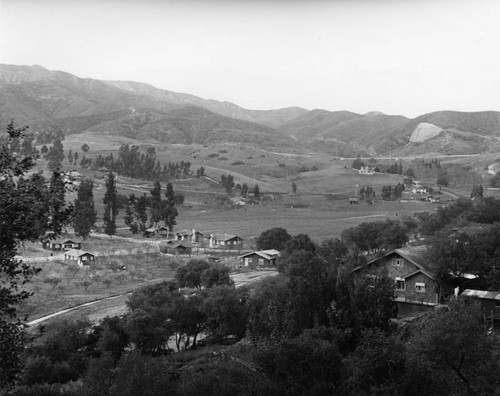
[[103, 172, 119, 237], [164, 182, 178, 232], [73, 178, 97, 239]]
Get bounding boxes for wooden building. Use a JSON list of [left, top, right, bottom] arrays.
[[240, 249, 280, 269], [64, 249, 96, 267], [353, 245, 441, 306]]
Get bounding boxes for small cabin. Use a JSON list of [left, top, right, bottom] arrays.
[[240, 249, 280, 269], [144, 226, 171, 238], [64, 249, 96, 267], [43, 239, 82, 251], [159, 240, 192, 255], [209, 234, 244, 248]]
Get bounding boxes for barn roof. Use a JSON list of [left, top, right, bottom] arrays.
[[461, 289, 500, 300]]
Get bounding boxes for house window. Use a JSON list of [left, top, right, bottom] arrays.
[[233, 241, 237, 245], [258, 258, 264, 265], [395, 278, 405, 291], [392, 258, 403, 267], [415, 282, 426, 293], [82, 256, 87, 261], [244, 258, 249, 266]]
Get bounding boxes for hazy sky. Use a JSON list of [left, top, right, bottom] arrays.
[[1, 0, 499, 117]]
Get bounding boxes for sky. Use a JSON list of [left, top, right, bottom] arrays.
[[1, 0, 499, 118]]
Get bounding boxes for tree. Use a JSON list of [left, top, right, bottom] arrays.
[[253, 184, 260, 200], [103, 172, 119, 237], [291, 182, 297, 194], [281, 233, 317, 260], [125, 281, 178, 355], [346, 329, 406, 394], [256, 227, 292, 251], [124, 194, 138, 234], [0, 122, 71, 386], [149, 181, 163, 227], [201, 286, 248, 341], [46, 137, 65, 171], [73, 178, 97, 239], [241, 183, 249, 198], [201, 263, 234, 288], [407, 298, 500, 395], [164, 182, 178, 232], [175, 259, 211, 290], [81, 143, 89, 153], [253, 332, 344, 395]]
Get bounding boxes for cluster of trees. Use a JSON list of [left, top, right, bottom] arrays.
[[358, 185, 375, 201], [380, 183, 405, 201], [341, 218, 416, 254], [78, 144, 204, 182], [416, 196, 500, 237], [220, 174, 234, 194], [0, 122, 72, 387], [124, 181, 179, 234], [9, 226, 500, 394]]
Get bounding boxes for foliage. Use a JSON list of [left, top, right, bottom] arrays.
[[73, 178, 97, 239], [253, 332, 344, 395], [81, 143, 89, 152], [281, 233, 316, 260], [103, 172, 119, 237], [175, 259, 210, 290], [220, 174, 235, 194], [256, 227, 292, 251], [346, 329, 406, 394], [332, 269, 396, 347], [341, 219, 409, 253], [164, 182, 178, 231], [125, 281, 178, 355], [201, 263, 234, 288], [201, 286, 248, 341], [407, 298, 500, 395], [46, 137, 64, 171], [0, 122, 71, 387], [247, 275, 291, 342]]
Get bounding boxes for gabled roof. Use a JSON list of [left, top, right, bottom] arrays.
[[212, 234, 241, 241], [161, 240, 192, 248], [65, 249, 94, 257], [240, 249, 280, 260], [461, 289, 500, 300], [354, 245, 435, 279]]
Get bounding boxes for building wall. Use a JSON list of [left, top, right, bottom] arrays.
[[369, 253, 420, 279], [243, 254, 270, 269], [403, 272, 438, 305], [361, 253, 438, 305]]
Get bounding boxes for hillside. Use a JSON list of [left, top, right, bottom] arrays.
[[86, 105, 300, 149], [279, 108, 500, 156], [2, 64, 500, 157], [104, 80, 308, 127]]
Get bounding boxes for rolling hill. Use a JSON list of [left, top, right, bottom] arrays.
[[2, 64, 500, 157]]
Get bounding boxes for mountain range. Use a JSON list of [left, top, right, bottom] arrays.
[[2, 64, 500, 156]]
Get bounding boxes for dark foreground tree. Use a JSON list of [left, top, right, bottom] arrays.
[[0, 122, 71, 387]]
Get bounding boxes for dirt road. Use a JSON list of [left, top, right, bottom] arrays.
[[27, 270, 277, 329]]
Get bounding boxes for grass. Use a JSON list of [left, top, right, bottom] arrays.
[[20, 252, 179, 322]]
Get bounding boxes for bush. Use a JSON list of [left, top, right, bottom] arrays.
[[231, 160, 245, 165]]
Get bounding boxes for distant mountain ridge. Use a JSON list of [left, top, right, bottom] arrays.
[[2, 64, 500, 156]]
